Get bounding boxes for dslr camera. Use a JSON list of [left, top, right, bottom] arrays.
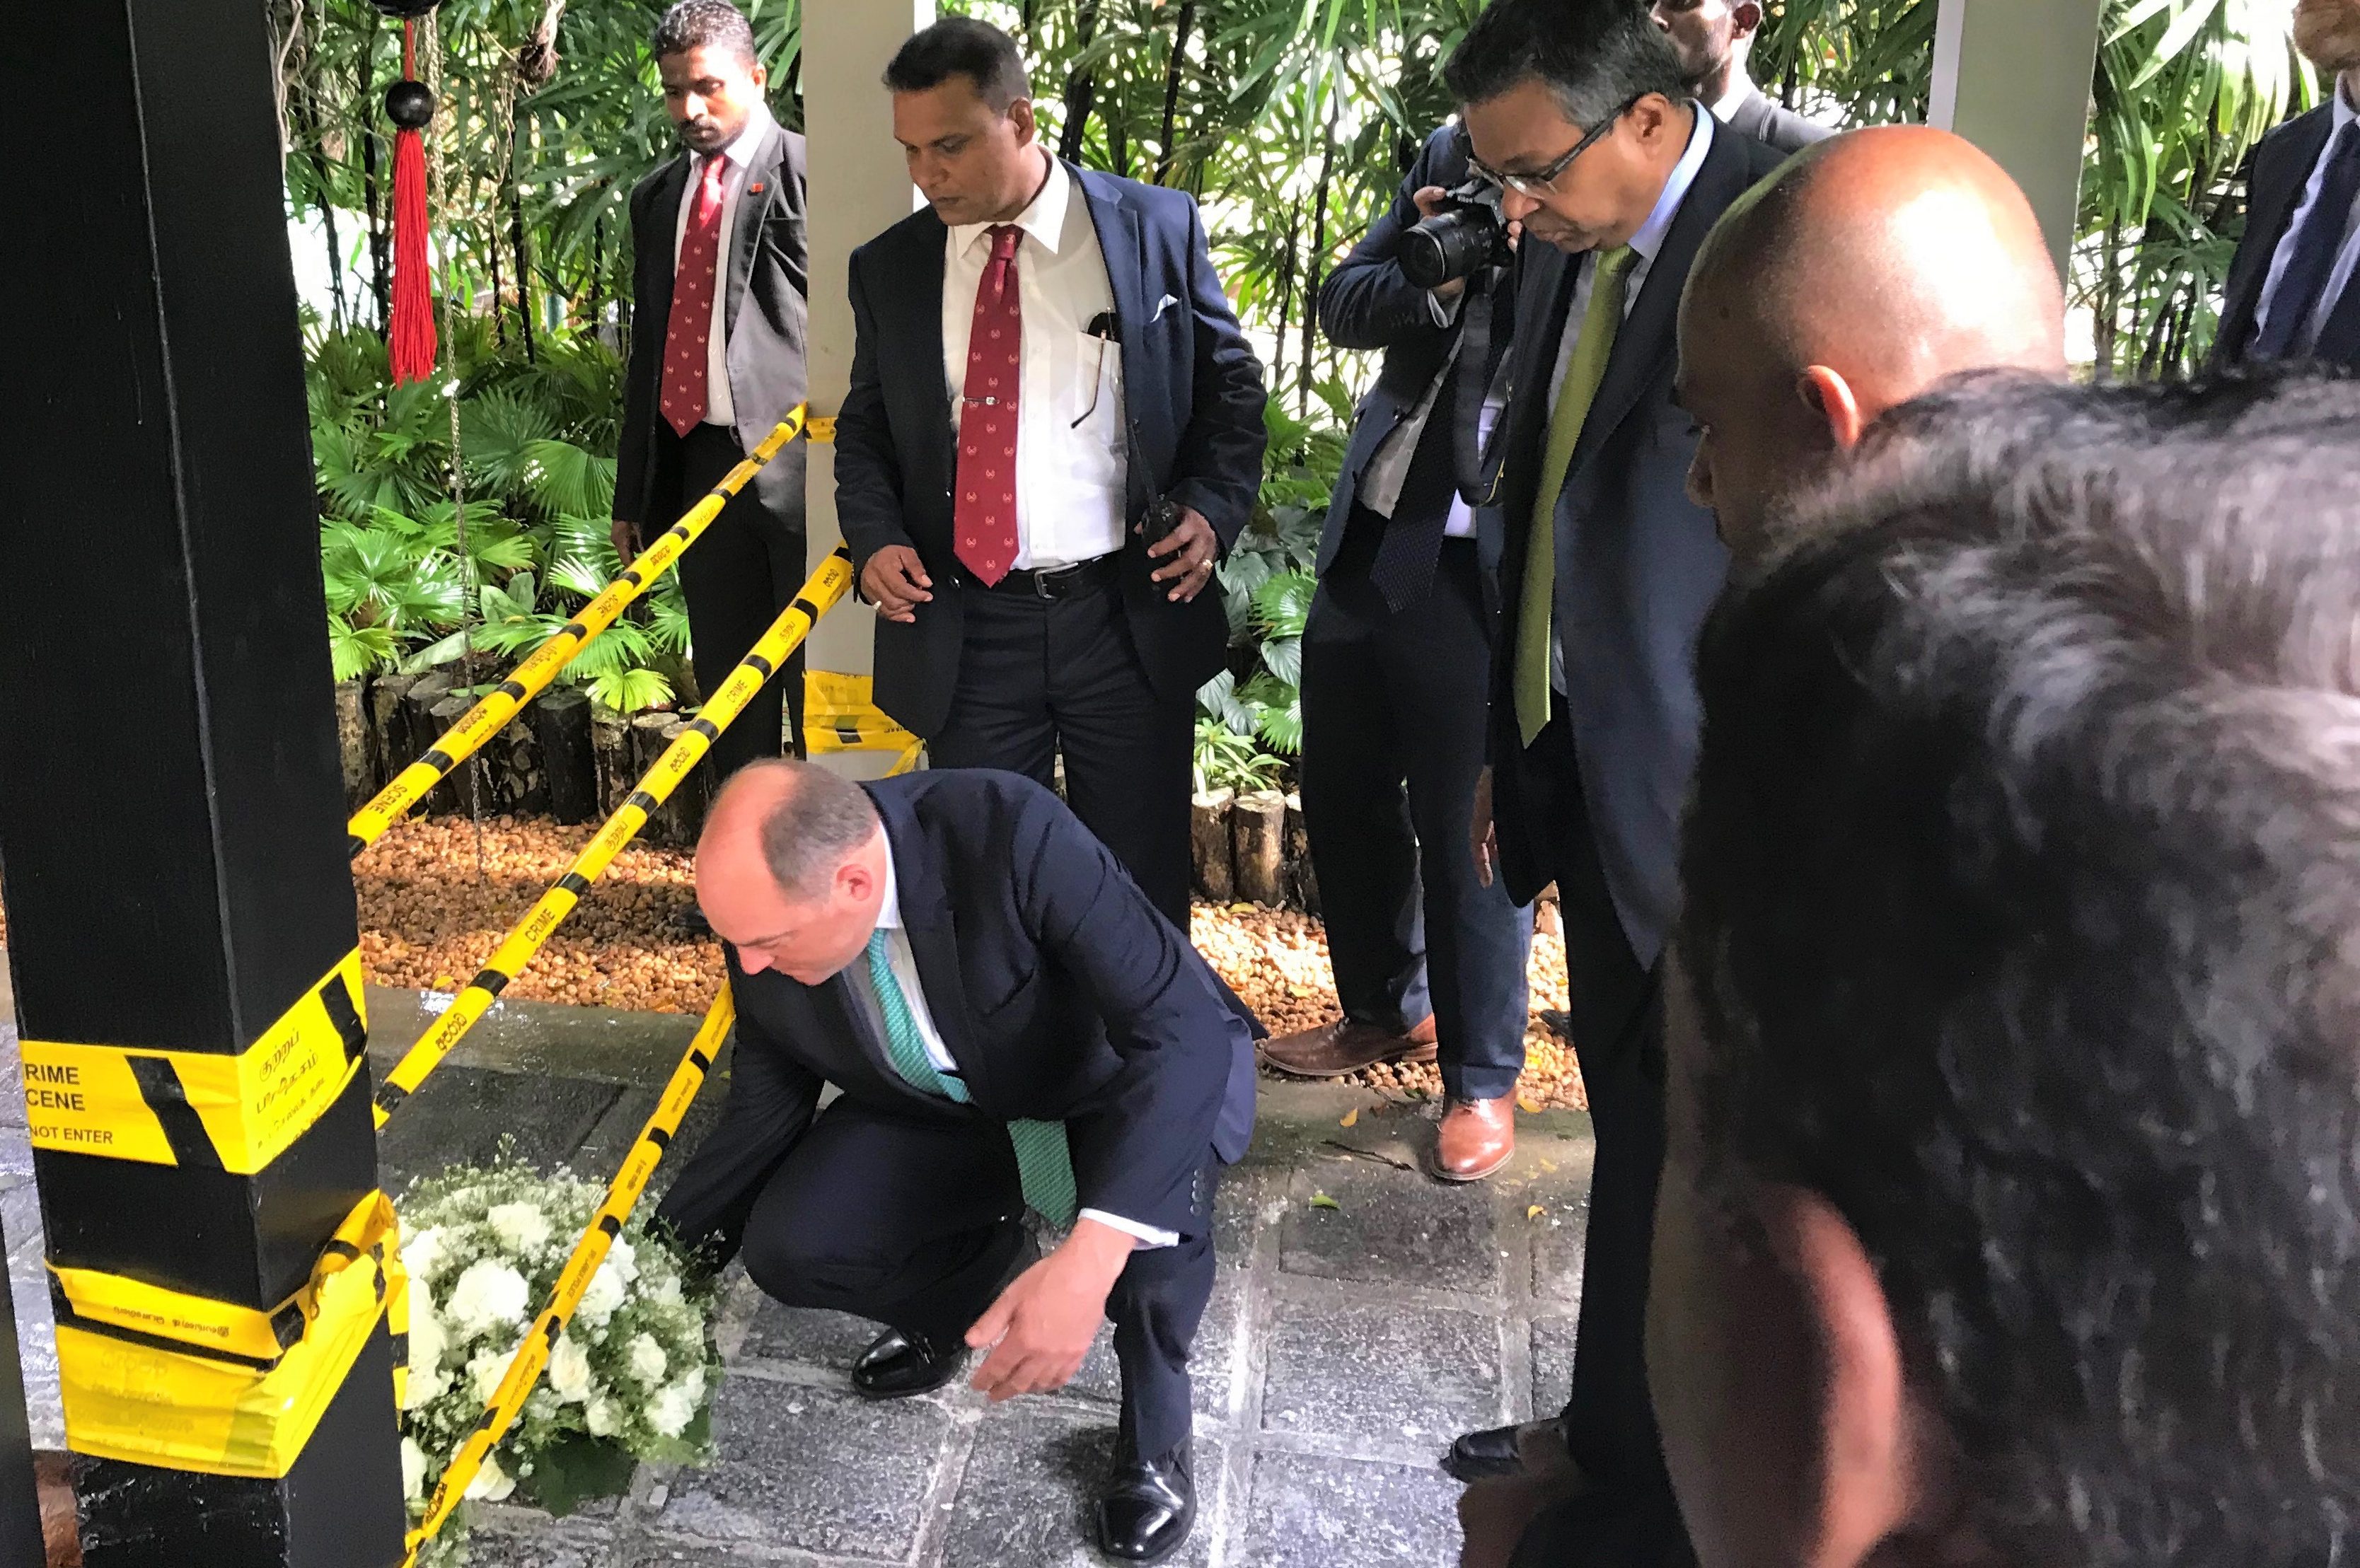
[[1399, 175, 1512, 291]]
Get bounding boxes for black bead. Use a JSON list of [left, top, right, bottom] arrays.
[[369, 0, 443, 16], [384, 79, 435, 130]]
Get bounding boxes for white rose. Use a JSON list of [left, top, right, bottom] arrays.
[[547, 1334, 594, 1403], [468, 1343, 519, 1405], [626, 1332, 667, 1387], [407, 1305, 447, 1380], [400, 1436, 428, 1502], [678, 1364, 707, 1405], [574, 1259, 626, 1330], [463, 1453, 516, 1503], [584, 1395, 623, 1438], [606, 1237, 639, 1285], [646, 1382, 696, 1440], [487, 1202, 553, 1255], [405, 1366, 451, 1411], [400, 1226, 448, 1283], [646, 1272, 683, 1308], [444, 1260, 530, 1336]]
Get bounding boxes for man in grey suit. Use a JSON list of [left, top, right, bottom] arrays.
[[613, 0, 811, 783], [1651, 0, 1833, 154]]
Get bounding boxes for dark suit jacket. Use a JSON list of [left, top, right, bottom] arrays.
[[1486, 113, 1786, 968], [616, 120, 810, 538], [2214, 105, 2360, 368], [1315, 124, 1514, 590], [834, 163, 1270, 739], [1720, 87, 1834, 156], [656, 770, 1259, 1263]]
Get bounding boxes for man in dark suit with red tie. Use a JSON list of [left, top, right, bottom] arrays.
[[613, 1, 811, 781], [2214, 0, 2360, 369], [833, 18, 1268, 931]]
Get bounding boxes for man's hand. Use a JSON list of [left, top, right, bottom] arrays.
[[1146, 504, 1219, 603], [1472, 765, 1498, 888], [1411, 186, 1469, 305], [861, 545, 934, 624], [966, 1218, 1134, 1402], [611, 518, 642, 563]]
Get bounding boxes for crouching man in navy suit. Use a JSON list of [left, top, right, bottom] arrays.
[[656, 761, 1256, 1563]]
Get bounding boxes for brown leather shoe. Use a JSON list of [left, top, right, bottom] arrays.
[[1430, 1095, 1515, 1182], [1259, 1014, 1438, 1079]]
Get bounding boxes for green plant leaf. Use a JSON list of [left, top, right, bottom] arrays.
[[588, 666, 674, 714], [519, 1432, 640, 1519]]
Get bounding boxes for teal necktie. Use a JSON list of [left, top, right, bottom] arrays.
[[865, 929, 1080, 1228]]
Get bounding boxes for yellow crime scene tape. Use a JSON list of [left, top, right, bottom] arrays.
[[404, 987, 735, 1562], [19, 950, 369, 1174], [803, 670, 920, 765], [370, 544, 855, 1126], [346, 405, 810, 857], [54, 1189, 407, 1478]]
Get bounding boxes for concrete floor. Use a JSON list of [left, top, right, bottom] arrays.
[[1, 972, 1597, 1567]]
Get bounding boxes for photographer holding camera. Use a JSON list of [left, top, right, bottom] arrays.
[[1259, 124, 1537, 1184]]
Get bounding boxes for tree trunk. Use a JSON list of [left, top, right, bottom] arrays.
[[427, 689, 479, 817], [1059, 0, 1104, 161], [362, 8, 388, 332], [1270, 207, 1300, 407], [1232, 789, 1288, 906], [593, 709, 634, 815], [1298, 95, 1341, 418], [1192, 789, 1234, 902], [335, 679, 372, 811], [510, 88, 538, 362], [1153, 0, 1198, 186], [535, 687, 598, 824], [1285, 792, 1318, 914], [401, 672, 458, 812]]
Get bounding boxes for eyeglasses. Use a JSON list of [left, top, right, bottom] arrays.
[[1467, 96, 1640, 197]]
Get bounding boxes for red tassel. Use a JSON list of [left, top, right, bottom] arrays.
[[388, 21, 437, 385]]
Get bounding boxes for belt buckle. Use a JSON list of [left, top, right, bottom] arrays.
[[1031, 569, 1058, 600]]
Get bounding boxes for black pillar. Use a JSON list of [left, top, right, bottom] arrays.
[[0, 3, 405, 1566]]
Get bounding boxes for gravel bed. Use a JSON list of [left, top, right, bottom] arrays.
[[349, 817, 1584, 1110]]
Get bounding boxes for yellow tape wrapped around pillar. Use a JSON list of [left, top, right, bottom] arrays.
[[53, 1190, 405, 1479], [18, 949, 369, 1174]]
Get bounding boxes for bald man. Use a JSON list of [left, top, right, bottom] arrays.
[[655, 762, 1255, 1562], [1675, 124, 2066, 554]]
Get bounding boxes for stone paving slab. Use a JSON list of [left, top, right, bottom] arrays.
[[0, 982, 1600, 1566]]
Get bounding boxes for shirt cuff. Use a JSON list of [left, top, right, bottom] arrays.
[[1077, 1208, 1180, 1250], [1425, 289, 1467, 329]]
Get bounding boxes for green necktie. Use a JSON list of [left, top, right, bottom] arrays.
[[1516, 245, 1638, 748], [864, 929, 1080, 1228]]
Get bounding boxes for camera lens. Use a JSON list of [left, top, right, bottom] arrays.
[[1401, 210, 1498, 291]]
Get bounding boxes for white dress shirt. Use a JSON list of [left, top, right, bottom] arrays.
[[670, 101, 776, 432], [942, 154, 1128, 571], [2256, 77, 2360, 356], [860, 847, 1176, 1249], [1542, 105, 1716, 694]]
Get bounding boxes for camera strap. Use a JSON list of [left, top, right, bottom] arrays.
[[1456, 265, 1518, 506]]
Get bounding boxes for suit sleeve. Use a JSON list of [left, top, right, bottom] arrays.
[[1162, 197, 1271, 550], [1012, 789, 1234, 1238], [615, 180, 660, 527], [832, 246, 918, 577], [1317, 131, 1457, 352], [652, 972, 823, 1270]]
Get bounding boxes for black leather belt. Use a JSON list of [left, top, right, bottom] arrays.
[[974, 554, 1121, 599]]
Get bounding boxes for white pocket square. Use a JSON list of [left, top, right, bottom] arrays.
[[1152, 294, 1181, 320]]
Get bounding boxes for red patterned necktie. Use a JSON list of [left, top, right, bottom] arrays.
[[659, 153, 731, 438], [955, 225, 1024, 586]]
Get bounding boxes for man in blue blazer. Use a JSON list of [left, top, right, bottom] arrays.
[[833, 18, 1268, 931], [1435, 0, 1783, 1557], [2212, 0, 2360, 370], [657, 761, 1255, 1563]]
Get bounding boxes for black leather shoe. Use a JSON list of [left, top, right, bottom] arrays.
[[850, 1328, 964, 1400], [1096, 1439, 1195, 1563], [1445, 1418, 1557, 1481]]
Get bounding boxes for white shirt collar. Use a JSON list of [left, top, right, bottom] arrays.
[[951, 149, 1070, 259], [2335, 73, 2358, 134], [873, 830, 904, 931], [708, 100, 775, 170], [1628, 103, 1714, 265], [1711, 69, 1757, 123]]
